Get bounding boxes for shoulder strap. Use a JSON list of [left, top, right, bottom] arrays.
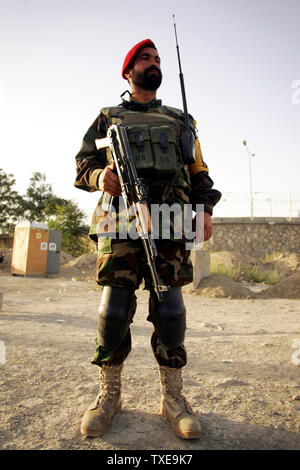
[[100, 106, 126, 119], [160, 105, 196, 135], [160, 105, 184, 119]]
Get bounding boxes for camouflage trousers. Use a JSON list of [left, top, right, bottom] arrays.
[[92, 237, 193, 369]]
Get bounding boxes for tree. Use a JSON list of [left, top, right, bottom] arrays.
[[21, 172, 53, 222], [21, 173, 89, 256], [0, 169, 24, 234], [0, 170, 89, 256], [46, 200, 89, 256]]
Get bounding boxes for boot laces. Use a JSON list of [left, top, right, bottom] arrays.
[[95, 365, 121, 411], [163, 369, 193, 414]]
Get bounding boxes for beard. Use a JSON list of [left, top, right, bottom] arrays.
[[131, 66, 162, 91]]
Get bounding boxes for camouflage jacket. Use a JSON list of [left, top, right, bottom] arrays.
[[75, 98, 221, 241]]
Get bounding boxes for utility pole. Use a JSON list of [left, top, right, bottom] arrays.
[[243, 140, 255, 220]]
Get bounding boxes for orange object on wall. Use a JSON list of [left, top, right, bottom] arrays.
[[11, 221, 49, 276]]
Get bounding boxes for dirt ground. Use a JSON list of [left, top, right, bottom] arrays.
[[1, 272, 300, 450]]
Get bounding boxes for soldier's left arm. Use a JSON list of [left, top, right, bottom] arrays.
[[187, 124, 222, 240], [188, 137, 221, 216]]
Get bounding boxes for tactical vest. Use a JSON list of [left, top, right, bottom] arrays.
[[100, 103, 192, 193]]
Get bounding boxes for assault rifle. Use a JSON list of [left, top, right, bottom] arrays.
[[95, 124, 170, 301]]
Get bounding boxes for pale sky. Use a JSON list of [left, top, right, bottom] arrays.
[[1, 0, 299, 219]]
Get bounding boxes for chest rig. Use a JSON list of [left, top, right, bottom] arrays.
[[100, 101, 192, 190]]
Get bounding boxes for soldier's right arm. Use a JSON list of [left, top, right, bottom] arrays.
[[74, 114, 109, 192]]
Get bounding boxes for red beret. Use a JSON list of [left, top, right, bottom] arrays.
[[122, 39, 156, 79]]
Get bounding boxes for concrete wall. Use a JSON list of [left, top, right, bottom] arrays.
[[210, 217, 300, 257], [3, 218, 300, 259]]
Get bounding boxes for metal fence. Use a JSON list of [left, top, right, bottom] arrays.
[[79, 192, 300, 222], [212, 192, 300, 219]]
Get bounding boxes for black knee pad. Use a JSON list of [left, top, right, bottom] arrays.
[[97, 286, 136, 350], [148, 287, 186, 349]]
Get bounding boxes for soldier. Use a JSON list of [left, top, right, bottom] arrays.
[[75, 39, 221, 439]]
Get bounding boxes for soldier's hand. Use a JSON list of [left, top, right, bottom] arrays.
[[193, 211, 212, 244], [203, 212, 212, 241], [98, 162, 121, 196]]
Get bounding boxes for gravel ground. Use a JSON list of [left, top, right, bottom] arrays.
[[0, 274, 300, 450]]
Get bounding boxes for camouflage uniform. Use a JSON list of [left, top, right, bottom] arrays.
[[75, 98, 221, 368]]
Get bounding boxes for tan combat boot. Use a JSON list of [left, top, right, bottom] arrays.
[[159, 365, 201, 439], [80, 363, 123, 437]]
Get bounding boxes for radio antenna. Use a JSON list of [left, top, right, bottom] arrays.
[[173, 14, 190, 131], [172, 14, 195, 164]]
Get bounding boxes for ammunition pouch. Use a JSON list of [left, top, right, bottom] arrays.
[[127, 124, 178, 177], [99, 103, 194, 190]]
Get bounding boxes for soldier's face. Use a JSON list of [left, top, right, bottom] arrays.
[[129, 47, 162, 91]]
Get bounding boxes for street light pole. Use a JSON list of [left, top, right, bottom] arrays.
[[243, 140, 255, 220]]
